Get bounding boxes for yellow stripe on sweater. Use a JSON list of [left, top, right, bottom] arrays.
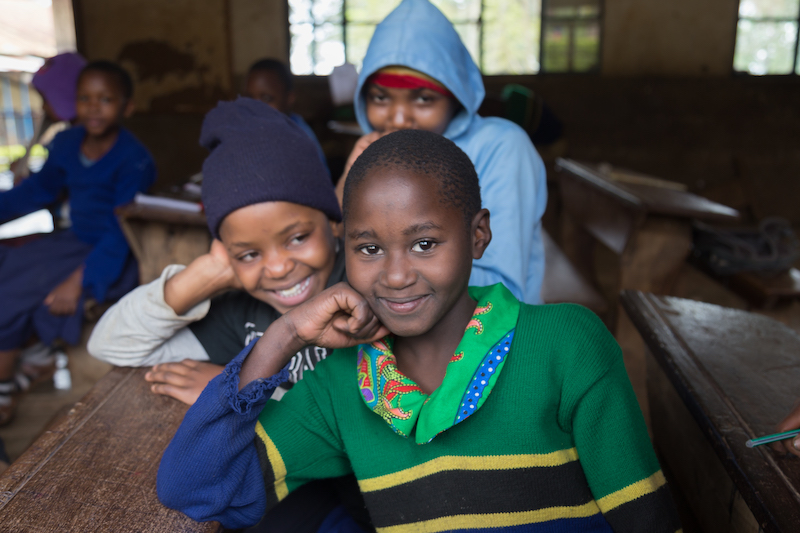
[[376, 501, 602, 533], [595, 470, 667, 512], [255, 421, 288, 501], [359, 448, 579, 493]]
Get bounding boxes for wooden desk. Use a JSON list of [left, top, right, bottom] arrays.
[[0, 367, 222, 532], [555, 158, 740, 416], [621, 291, 800, 533], [116, 203, 210, 284]]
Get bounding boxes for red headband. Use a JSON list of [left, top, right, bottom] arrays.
[[368, 72, 453, 97]]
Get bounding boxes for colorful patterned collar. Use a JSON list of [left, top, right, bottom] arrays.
[[356, 284, 520, 444]]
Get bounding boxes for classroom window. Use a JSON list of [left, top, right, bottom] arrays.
[[733, 0, 800, 74], [288, 0, 602, 75]]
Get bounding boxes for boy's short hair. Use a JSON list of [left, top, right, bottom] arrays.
[[343, 129, 481, 226], [79, 60, 134, 100], [248, 58, 293, 92]]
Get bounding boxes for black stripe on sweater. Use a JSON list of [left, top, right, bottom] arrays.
[[362, 461, 596, 528], [603, 485, 681, 533], [254, 436, 281, 510]]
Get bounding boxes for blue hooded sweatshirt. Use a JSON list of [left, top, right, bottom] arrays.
[[354, 0, 547, 304]]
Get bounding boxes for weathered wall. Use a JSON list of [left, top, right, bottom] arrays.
[[76, 0, 232, 114], [229, 0, 288, 85], [603, 0, 740, 76]]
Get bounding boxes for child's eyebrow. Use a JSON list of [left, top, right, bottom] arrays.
[[347, 229, 375, 240], [403, 222, 442, 235]]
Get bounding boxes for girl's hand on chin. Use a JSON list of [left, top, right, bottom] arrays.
[[283, 282, 389, 349]]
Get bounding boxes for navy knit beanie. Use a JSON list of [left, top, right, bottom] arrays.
[[200, 97, 341, 239]]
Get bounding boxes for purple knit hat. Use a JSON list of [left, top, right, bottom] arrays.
[[31, 53, 87, 122], [200, 97, 341, 239]]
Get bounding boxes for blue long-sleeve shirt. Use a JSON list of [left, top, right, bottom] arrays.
[[0, 126, 156, 301]]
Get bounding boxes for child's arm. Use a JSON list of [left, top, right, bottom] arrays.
[[467, 122, 547, 303], [81, 152, 156, 303], [563, 308, 681, 532], [771, 402, 800, 457], [157, 283, 388, 527], [0, 141, 67, 223]]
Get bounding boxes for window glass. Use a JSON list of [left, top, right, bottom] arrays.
[[290, 0, 599, 75], [734, 19, 798, 74], [483, 0, 542, 74], [739, 0, 799, 19]]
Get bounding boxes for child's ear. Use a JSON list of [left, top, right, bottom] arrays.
[[470, 208, 491, 259], [329, 219, 343, 239], [288, 91, 296, 109], [123, 99, 135, 119]]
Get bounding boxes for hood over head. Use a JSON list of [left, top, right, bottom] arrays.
[[354, 0, 484, 139]]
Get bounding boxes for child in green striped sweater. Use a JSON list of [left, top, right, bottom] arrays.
[[158, 129, 681, 533]]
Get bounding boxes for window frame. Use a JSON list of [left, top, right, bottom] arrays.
[[732, 0, 800, 76], [287, 0, 603, 76]]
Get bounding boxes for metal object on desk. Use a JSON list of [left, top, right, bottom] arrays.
[[0, 367, 222, 532], [554, 158, 741, 419], [620, 291, 800, 533]]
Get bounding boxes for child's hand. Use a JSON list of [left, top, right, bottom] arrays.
[[771, 402, 800, 457], [241, 283, 389, 389], [145, 360, 224, 405], [204, 239, 243, 291], [164, 239, 242, 315], [44, 266, 84, 316], [283, 281, 390, 349]]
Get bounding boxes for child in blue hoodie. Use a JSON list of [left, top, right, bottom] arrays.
[[335, 0, 547, 305]]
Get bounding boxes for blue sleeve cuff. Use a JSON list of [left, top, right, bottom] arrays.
[[220, 337, 291, 417]]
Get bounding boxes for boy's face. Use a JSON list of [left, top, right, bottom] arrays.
[[245, 70, 292, 115], [219, 202, 339, 314], [75, 71, 132, 138], [345, 167, 490, 338], [365, 84, 457, 136]]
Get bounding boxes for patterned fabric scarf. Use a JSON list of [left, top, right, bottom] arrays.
[[356, 284, 521, 444]]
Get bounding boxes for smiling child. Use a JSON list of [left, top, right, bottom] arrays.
[[89, 98, 342, 406], [158, 129, 681, 532], [335, 0, 547, 305], [0, 61, 155, 424]]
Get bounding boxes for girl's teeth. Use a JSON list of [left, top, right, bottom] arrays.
[[276, 276, 311, 298]]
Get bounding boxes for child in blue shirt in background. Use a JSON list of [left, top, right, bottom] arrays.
[[335, 0, 547, 305], [0, 60, 156, 424]]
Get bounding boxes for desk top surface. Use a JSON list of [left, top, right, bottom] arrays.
[[620, 291, 800, 532], [556, 159, 740, 222], [0, 367, 221, 532], [116, 202, 208, 227]]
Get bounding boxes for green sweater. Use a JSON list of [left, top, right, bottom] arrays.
[[255, 299, 680, 532]]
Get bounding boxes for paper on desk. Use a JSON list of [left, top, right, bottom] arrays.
[[329, 63, 359, 106], [134, 193, 203, 213]]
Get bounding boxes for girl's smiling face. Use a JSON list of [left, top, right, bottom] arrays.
[[365, 84, 457, 136], [345, 167, 490, 338], [219, 202, 339, 314]]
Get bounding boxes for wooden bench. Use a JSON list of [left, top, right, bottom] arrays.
[[555, 158, 740, 419], [116, 203, 210, 284], [0, 367, 222, 532], [541, 229, 608, 319], [728, 267, 800, 310], [620, 291, 800, 532]]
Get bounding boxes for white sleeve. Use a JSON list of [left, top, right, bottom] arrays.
[[87, 265, 211, 367]]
